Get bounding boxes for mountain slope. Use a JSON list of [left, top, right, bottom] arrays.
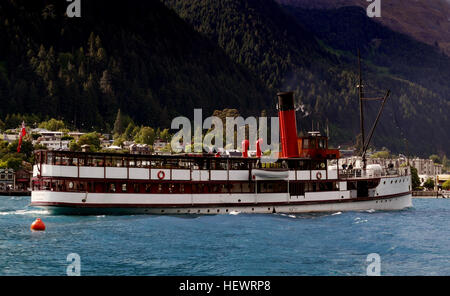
[[277, 0, 450, 57], [164, 0, 449, 156], [0, 0, 271, 130]]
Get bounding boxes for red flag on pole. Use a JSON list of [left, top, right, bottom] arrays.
[[17, 121, 26, 153]]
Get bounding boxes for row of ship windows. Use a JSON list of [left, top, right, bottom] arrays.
[[33, 180, 340, 194], [38, 154, 327, 170], [383, 178, 408, 184]]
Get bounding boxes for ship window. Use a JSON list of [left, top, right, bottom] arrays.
[[231, 183, 242, 193], [180, 184, 185, 193], [211, 184, 220, 193], [302, 139, 309, 149], [145, 184, 151, 193], [94, 182, 104, 193], [318, 139, 326, 149], [121, 183, 127, 192], [133, 183, 140, 193], [298, 161, 309, 170], [242, 182, 251, 193], [108, 183, 116, 193]]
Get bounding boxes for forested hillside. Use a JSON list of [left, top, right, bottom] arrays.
[[0, 0, 271, 131], [0, 0, 448, 157], [164, 0, 449, 156]]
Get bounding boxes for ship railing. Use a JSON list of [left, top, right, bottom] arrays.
[[339, 167, 410, 179]]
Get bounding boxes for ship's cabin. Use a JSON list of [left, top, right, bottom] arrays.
[[297, 131, 340, 159]]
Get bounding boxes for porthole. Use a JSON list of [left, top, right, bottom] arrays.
[[383, 181, 386, 184], [207, 209, 210, 213], [238, 199, 241, 202], [197, 210, 200, 213], [226, 209, 229, 212], [161, 210, 165, 213], [217, 209, 220, 213], [252, 208, 254, 211]]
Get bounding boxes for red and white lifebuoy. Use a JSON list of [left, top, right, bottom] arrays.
[[157, 171, 165, 180], [316, 172, 322, 180]]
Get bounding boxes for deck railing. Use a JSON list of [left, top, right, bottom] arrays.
[[339, 167, 410, 179]]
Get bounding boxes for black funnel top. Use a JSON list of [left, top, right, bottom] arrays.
[[277, 92, 294, 111]]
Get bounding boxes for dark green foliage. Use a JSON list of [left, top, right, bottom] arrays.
[[0, 0, 448, 157], [0, 0, 270, 132], [423, 178, 435, 190], [164, 1, 449, 156], [410, 166, 420, 190]]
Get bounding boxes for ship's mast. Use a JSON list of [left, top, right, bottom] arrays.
[[357, 50, 367, 169], [357, 50, 391, 169]]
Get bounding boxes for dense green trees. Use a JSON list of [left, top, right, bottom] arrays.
[[0, 0, 448, 157], [423, 178, 435, 190], [0, 0, 270, 135], [442, 180, 450, 191], [164, 1, 449, 157], [38, 118, 65, 131], [410, 166, 421, 190], [0, 139, 34, 171]]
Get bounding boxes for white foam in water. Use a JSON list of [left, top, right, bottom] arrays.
[[354, 219, 369, 224], [331, 212, 342, 216], [229, 211, 240, 215], [288, 215, 296, 218], [0, 209, 49, 216], [365, 209, 376, 213]]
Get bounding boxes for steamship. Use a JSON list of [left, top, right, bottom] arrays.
[[30, 91, 412, 215]]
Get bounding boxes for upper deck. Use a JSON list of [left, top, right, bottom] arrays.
[[32, 150, 339, 182]]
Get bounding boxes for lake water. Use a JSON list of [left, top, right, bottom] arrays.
[[0, 196, 448, 275]]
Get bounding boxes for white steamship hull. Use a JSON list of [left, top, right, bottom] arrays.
[[31, 175, 412, 215]]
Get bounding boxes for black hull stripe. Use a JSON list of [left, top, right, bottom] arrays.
[[31, 192, 411, 209]]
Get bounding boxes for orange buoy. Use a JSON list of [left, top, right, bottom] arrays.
[[30, 218, 46, 231]]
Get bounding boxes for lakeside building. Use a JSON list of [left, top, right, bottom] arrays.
[[31, 128, 70, 150], [0, 168, 31, 192], [0, 168, 14, 191], [67, 131, 85, 141], [410, 158, 443, 175], [129, 143, 151, 155], [153, 139, 169, 152], [1, 133, 19, 143]]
